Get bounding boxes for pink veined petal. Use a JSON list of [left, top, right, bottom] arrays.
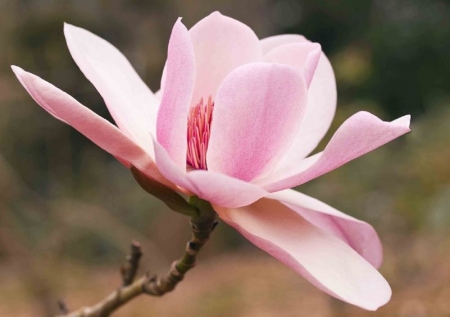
[[214, 198, 391, 310], [268, 189, 383, 268], [64, 23, 158, 155], [11, 66, 173, 189], [152, 138, 267, 208], [207, 62, 308, 182], [156, 18, 196, 169], [259, 111, 411, 192], [264, 42, 321, 87], [189, 11, 263, 104], [260, 34, 337, 161]]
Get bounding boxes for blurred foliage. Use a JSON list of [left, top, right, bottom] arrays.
[[0, 0, 449, 316], [276, 0, 450, 118]]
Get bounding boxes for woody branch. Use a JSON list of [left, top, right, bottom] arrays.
[[56, 215, 217, 317]]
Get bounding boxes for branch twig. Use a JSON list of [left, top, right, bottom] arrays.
[[120, 241, 142, 286], [57, 299, 69, 314], [56, 215, 217, 317]]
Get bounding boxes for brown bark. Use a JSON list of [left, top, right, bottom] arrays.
[[57, 215, 217, 317]]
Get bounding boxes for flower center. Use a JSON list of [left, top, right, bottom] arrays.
[[186, 96, 214, 170]]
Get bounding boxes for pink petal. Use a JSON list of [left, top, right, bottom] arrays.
[[215, 199, 391, 310], [260, 34, 337, 161], [260, 111, 411, 192], [12, 66, 172, 188], [152, 138, 267, 208], [187, 171, 268, 208], [260, 34, 307, 54], [154, 89, 162, 102], [189, 12, 263, 104], [207, 62, 307, 182], [264, 42, 321, 87], [156, 18, 196, 169], [268, 189, 383, 268], [64, 23, 158, 155]]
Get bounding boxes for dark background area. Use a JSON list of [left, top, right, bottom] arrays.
[[0, 0, 449, 316]]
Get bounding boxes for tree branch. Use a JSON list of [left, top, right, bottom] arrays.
[[57, 299, 69, 314], [121, 241, 142, 287], [56, 215, 217, 317]]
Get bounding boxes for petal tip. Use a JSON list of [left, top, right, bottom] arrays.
[[311, 42, 322, 50], [11, 65, 22, 74], [63, 23, 85, 43], [63, 22, 77, 34], [205, 11, 229, 23], [397, 114, 411, 129], [174, 17, 188, 31], [63, 23, 90, 42], [311, 43, 322, 57], [366, 284, 392, 311], [11, 65, 26, 81], [356, 270, 392, 311]]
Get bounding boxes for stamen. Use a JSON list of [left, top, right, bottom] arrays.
[[186, 96, 214, 170]]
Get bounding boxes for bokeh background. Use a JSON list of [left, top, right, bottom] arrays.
[[0, 0, 449, 316]]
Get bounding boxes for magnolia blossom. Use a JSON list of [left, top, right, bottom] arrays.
[[12, 12, 410, 310]]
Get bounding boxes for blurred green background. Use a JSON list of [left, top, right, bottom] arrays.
[[0, 0, 449, 316]]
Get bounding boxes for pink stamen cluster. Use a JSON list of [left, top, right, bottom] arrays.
[[187, 96, 214, 170]]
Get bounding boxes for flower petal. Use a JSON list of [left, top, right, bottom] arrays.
[[11, 66, 172, 188], [268, 189, 383, 268], [261, 34, 337, 161], [215, 198, 391, 310], [189, 11, 263, 104], [156, 18, 196, 169], [260, 111, 411, 192], [207, 62, 307, 182], [187, 170, 268, 208], [260, 34, 307, 54], [64, 23, 158, 154], [264, 42, 321, 87], [152, 138, 267, 208]]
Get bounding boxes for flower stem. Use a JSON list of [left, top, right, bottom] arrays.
[[56, 199, 217, 317], [144, 215, 217, 295]]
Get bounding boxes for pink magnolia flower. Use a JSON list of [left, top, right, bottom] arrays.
[[12, 12, 410, 310]]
